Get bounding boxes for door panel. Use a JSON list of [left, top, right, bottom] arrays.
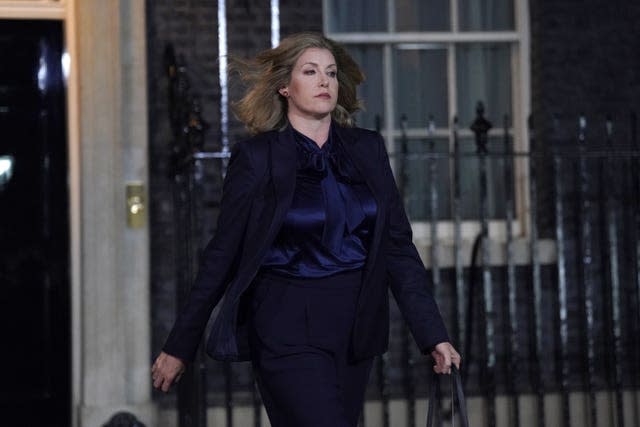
[[0, 20, 70, 426]]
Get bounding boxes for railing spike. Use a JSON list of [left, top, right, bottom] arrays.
[[470, 101, 492, 154]]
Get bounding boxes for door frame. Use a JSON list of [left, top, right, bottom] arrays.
[[0, 2, 153, 426]]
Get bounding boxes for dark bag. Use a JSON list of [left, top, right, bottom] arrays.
[[426, 366, 470, 427]]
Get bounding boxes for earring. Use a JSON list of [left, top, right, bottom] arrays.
[[282, 91, 289, 97]]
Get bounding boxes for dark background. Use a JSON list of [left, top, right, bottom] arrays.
[[146, 0, 640, 407]]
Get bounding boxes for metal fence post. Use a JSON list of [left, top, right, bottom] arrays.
[[470, 101, 496, 427], [550, 119, 571, 427], [577, 115, 598, 427], [603, 117, 624, 427], [503, 114, 520, 426]]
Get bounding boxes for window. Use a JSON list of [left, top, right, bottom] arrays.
[[324, 0, 530, 239]]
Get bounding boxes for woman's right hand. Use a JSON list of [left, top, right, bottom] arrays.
[[151, 351, 186, 392], [431, 342, 461, 375]]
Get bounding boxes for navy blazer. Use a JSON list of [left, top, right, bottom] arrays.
[[163, 124, 449, 362]]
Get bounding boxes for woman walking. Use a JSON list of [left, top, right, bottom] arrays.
[[152, 32, 460, 427]]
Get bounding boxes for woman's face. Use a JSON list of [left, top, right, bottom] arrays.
[[280, 47, 338, 122]]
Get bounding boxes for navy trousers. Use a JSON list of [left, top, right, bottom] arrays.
[[249, 270, 373, 427]]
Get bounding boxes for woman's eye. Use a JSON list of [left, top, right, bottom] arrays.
[[303, 69, 315, 75], [327, 71, 337, 78]]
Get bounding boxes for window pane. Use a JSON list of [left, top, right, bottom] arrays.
[[458, 0, 514, 31], [347, 45, 384, 130], [456, 43, 511, 127], [394, 46, 448, 128], [395, 0, 450, 31], [393, 138, 451, 220], [326, 0, 387, 32], [457, 137, 511, 219]]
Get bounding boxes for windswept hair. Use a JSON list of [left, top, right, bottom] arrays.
[[231, 32, 365, 135]]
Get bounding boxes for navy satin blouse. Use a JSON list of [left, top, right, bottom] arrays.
[[262, 126, 377, 277]]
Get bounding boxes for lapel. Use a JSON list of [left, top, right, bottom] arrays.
[[333, 125, 387, 282], [263, 127, 297, 248], [231, 128, 297, 300]]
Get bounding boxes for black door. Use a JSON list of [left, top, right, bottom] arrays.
[[0, 20, 70, 426]]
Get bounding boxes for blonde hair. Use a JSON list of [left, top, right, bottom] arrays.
[[231, 32, 365, 135]]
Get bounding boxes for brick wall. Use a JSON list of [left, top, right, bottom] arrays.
[[530, 0, 640, 145]]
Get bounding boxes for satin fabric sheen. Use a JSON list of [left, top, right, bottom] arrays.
[[262, 126, 377, 277]]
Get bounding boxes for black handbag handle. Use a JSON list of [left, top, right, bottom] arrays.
[[426, 366, 470, 427]]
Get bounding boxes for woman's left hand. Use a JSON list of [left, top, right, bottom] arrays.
[[431, 342, 461, 374]]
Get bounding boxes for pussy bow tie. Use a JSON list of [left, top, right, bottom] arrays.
[[295, 131, 366, 255]]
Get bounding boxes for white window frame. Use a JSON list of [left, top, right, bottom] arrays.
[[324, 0, 531, 243], [0, 1, 65, 19]]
